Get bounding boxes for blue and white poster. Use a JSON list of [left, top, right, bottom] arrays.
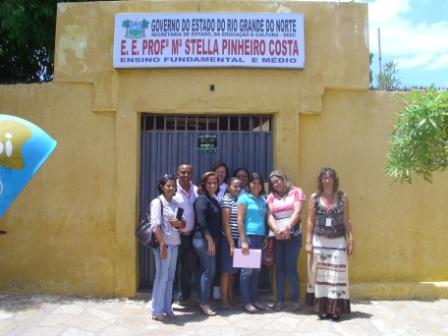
[[0, 115, 57, 219]]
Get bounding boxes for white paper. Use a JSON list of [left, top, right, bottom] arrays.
[[233, 248, 262, 269]]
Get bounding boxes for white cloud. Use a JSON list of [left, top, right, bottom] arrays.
[[368, 0, 410, 25], [295, 0, 448, 74], [396, 54, 433, 70], [367, 0, 448, 71], [426, 54, 448, 70]]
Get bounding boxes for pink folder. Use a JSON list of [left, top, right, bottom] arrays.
[[233, 248, 262, 269]]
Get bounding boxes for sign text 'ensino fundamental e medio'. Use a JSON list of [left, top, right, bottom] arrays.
[[113, 13, 305, 68]]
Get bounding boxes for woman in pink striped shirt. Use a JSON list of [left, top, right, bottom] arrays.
[[267, 170, 306, 311]]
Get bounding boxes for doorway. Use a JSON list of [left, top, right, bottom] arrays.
[[138, 114, 273, 289]]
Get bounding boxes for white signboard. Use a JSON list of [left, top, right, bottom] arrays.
[[113, 13, 305, 68]]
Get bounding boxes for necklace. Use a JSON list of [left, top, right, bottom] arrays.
[[276, 190, 287, 199], [321, 192, 335, 213]]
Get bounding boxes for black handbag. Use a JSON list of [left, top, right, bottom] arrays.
[[135, 198, 163, 248]]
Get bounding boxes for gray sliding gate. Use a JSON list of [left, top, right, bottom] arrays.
[[139, 114, 273, 290]]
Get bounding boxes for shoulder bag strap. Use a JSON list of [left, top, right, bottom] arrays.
[[158, 197, 164, 229]]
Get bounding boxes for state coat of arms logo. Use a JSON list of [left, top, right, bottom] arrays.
[[122, 19, 149, 38]]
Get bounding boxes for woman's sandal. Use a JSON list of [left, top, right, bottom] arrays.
[[331, 314, 341, 322], [253, 302, 266, 311], [243, 304, 258, 314], [288, 302, 301, 311], [220, 303, 232, 310], [199, 304, 217, 316], [152, 314, 170, 322], [273, 302, 284, 311], [229, 299, 239, 309]]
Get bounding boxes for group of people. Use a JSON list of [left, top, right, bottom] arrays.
[[147, 162, 354, 322]]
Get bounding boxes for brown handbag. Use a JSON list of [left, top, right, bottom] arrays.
[[262, 238, 275, 267]]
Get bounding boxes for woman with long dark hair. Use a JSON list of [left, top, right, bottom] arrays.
[[210, 161, 230, 301], [219, 177, 241, 309], [192, 171, 222, 316], [233, 167, 250, 194], [150, 174, 185, 321], [237, 172, 268, 313], [211, 161, 230, 201]]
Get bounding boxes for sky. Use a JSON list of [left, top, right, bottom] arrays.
[[304, 0, 448, 88]]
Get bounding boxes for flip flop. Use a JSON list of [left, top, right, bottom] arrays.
[[152, 315, 169, 322]]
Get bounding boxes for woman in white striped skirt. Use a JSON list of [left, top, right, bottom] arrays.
[[305, 167, 354, 321]]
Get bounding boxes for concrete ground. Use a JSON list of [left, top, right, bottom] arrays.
[[1, 294, 448, 336]]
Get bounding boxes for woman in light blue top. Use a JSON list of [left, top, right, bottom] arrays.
[[237, 172, 268, 313], [150, 174, 185, 321]]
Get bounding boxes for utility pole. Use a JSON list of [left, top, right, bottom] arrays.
[[377, 28, 382, 75]]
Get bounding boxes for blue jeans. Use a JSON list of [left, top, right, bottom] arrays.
[[239, 235, 264, 305], [193, 237, 216, 304], [152, 245, 178, 317], [275, 233, 301, 303]]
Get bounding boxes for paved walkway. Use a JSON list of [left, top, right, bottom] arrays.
[[1, 294, 447, 336]]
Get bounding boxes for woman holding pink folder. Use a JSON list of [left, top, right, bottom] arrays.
[[237, 172, 267, 314]]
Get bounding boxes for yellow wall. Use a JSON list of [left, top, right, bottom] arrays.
[[0, 83, 119, 295], [0, 0, 446, 298], [297, 90, 448, 298], [54, 0, 369, 93]]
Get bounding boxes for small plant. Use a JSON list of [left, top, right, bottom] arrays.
[[385, 88, 448, 183], [377, 61, 401, 91]]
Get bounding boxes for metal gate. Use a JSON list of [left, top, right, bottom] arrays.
[[139, 114, 273, 290]]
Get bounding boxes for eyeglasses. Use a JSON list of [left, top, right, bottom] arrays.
[[162, 174, 176, 180]]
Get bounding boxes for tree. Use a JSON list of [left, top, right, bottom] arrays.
[[0, 1, 57, 83], [385, 88, 448, 183], [377, 60, 401, 91], [0, 0, 110, 84]]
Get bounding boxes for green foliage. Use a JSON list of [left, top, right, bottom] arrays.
[[0, 0, 57, 83], [385, 88, 448, 183], [0, 0, 110, 84], [377, 60, 401, 91]]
